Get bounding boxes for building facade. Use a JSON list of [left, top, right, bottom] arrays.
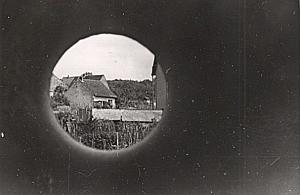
[[152, 59, 168, 110], [64, 74, 117, 110]]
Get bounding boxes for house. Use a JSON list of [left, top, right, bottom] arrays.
[[61, 76, 76, 88], [64, 75, 117, 110], [151, 57, 168, 110], [49, 74, 67, 97]]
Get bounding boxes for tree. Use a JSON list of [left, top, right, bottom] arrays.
[[107, 79, 153, 109], [51, 86, 69, 109]]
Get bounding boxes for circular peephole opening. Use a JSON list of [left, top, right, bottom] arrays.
[[50, 34, 167, 150]]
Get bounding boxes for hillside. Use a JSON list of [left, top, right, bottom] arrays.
[[107, 79, 153, 109]]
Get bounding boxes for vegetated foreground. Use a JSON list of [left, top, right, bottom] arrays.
[[55, 112, 158, 150]]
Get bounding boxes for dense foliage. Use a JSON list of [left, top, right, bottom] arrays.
[[107, 79, 153, 109], [55, 112, 156, 150], [50, 86, 69, 109]]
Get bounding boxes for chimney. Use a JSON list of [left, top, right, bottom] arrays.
[[79, 76, 83, 82]]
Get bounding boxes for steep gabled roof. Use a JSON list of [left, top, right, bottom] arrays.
[[82, 79, 117, 98], [62, 74, 106, 87], [62, 76, 78, 87]]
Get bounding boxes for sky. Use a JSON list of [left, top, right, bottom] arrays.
[[53, 34, 155, 81]]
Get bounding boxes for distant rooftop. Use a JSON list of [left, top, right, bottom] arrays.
[[62, 73, 106, 87]]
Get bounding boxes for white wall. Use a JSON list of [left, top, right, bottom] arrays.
[[92, 109, 163, 122]]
